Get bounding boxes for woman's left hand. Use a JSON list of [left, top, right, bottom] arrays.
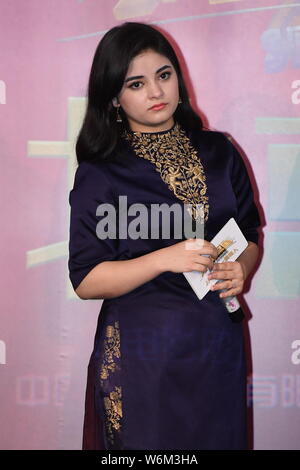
[[208, 261, 246, 298]]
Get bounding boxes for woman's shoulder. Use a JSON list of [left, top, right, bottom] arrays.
[[188, 126, 231, 147], [70, 159, 116, 203], [186, 127, 248, 176], [73, 157, 117, 181]]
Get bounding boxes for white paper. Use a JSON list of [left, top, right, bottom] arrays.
[[183, 218, 248, 300]]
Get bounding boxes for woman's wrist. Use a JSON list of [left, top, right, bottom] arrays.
[[236, 241, 259, 281], [237, 260, 247, 281], [144, 248, 167, 276]]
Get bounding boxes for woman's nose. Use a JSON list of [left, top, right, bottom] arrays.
[[148, 81, 163, 98]]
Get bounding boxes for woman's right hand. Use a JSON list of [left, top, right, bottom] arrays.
[[158, 238, 218, 274]]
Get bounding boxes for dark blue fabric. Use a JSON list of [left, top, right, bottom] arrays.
[[68, 128, 261, 450]]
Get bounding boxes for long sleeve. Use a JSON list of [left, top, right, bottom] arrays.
[[68, 161, 128, 291], [227, 137, 261, 244]]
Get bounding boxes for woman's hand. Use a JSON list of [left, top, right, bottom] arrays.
[[208, 261, 246, 298], [158, 238, 218, 274]]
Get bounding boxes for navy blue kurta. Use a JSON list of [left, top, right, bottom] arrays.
[[68, 124, 260, 450]]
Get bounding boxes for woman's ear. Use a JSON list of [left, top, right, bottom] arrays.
[[112, 97, 119, 108]]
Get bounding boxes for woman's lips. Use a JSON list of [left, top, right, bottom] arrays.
[[149, 103, 167, 111]]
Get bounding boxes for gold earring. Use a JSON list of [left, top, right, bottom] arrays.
[[178, 97, 182, 104], [116, 105, 122, 123]]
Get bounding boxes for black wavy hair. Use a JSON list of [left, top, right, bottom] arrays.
[[76, 22, 203, 164]]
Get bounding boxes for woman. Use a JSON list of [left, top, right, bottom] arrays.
[[68, 22, 261, 450]]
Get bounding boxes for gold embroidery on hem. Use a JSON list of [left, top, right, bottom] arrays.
[[100, 321, 122, 447], [100, 322, 121, 381], [103, 386, 122, 444]]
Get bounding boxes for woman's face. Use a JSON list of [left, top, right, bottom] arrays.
[[115, 49, 180, 133]]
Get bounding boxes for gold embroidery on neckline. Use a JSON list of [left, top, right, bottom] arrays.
[[123, 123, 209, 222]]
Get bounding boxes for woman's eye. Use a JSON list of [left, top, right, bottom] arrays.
[[160, 71, 171, 80], [129, 81, 143, 89]]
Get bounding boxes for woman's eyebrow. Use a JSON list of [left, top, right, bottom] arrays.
[[124, 64, 172, 83]]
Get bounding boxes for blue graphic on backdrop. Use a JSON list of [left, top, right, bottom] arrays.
[[261, 5, 300, 73]]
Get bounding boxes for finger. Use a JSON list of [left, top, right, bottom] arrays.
[[203, 255, 215, 271], [209, 262, 231, 272], [199, 239, 213, 248], [207, 270, 232, 280], [219, 283, 243, 298], [215, 261, 236, 272], [210, 248, 219, 260], [210, 280, 229, 291], [219, 288, 236, 298], [195, 255, 214, 271], [203, 244, 218, 260], [209, 263, 221, 272], [211, 278, 235, 290], [194, 240, 218, 259], [196, 249, 217, 263]]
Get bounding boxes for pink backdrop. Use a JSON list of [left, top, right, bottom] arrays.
[[0, 0, 299, 450]]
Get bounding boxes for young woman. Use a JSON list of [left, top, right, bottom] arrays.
[[68, 22, 261, 450]]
